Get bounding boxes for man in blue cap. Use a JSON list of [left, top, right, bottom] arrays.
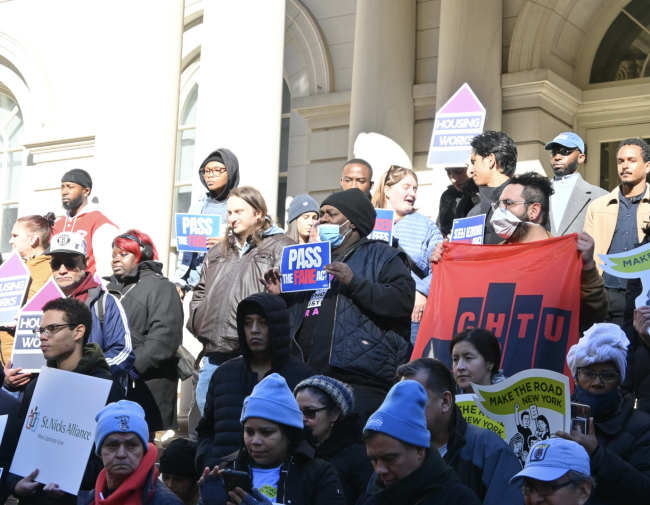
[[356, 381, 481, 505], [510, 438, 593, 505], [545, 132, 607, 237]]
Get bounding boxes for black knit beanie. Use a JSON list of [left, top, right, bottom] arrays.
[[61, 169, 93, 190], [200, 153, 224, 169], [159, 439, 200, 481], [321, 188, 377, 236]]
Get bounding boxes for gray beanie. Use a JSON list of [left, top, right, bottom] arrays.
[[288, 194, 319, 223]]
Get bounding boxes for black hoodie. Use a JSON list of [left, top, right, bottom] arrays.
[[199, 148, 240, 201], [195, 293, 315, 472]]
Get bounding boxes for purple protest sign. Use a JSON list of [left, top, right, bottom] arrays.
[[0, 252, 31, 326]]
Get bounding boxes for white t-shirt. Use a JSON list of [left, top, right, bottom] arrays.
[[252, 466, 282, 503]]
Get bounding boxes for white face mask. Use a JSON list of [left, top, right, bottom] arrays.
[[490, 206, 522, 239]]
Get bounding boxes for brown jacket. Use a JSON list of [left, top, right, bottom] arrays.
[[187, 231, 295, 354], [584, 184, 650, 274]]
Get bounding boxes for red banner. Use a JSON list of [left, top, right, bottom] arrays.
[[413, 235, 582, 379]]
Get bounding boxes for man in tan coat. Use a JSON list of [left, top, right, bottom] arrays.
[[584, 138, 650, 327]]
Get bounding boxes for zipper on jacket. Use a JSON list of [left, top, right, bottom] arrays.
[[328, 247, 355, 363]]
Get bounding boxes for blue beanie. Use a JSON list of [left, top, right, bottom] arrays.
[[364, 381, 430, 448], [288, 194, 319, 223], [95, 400, 149, 455], [241, 373, 303, 428], [294, 375, 355, 417]]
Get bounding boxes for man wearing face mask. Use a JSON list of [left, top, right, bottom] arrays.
[[261, 188, 415, 421], [556, 323, 650, 504], [432, 172, 607, 328]]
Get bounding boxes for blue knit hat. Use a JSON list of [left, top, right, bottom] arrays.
[[288, 194, 319, 223], [241, 373, 303, 428], [364, 381, 430, 448], [294, 376, 355, 417], [95, 400, 149, 455]]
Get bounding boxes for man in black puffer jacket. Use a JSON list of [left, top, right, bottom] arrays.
[[195, 293, 314, 473]]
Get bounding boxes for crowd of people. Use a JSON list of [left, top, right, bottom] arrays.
[[0, 128, 649, 505]]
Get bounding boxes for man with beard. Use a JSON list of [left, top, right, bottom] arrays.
[[431, 172, 607, 328], [585, 138, 650, 327], [545, 133, 607, 236], [53, 169, 118, 277]]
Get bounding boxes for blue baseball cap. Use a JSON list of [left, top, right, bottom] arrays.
[[509, 439, 591, 484], [545, 132, 585, 153]]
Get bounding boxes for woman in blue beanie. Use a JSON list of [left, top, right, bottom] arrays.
[[198, 373, 345, 505], [285, 194, 319, 244], [294, 376, 373, 505]]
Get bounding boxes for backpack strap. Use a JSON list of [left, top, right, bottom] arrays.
[[96, 291, 107, 329]]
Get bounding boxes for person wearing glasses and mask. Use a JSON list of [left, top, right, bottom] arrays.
[[195, 293, 314, 472], [7, 297, 124, 505], [174, 148, 240, 301], [431, 172, 607, 329], [554, 322, 650, 504], [294, 376, 373, 505], [545, 133, 607, 237], [510, 438, 593, 505]]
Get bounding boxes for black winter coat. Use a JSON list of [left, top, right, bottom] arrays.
[[586, 394, 650, 504], [467, 180, 509, 245], [436, 181, 479, 237], [226, 440, 346, 505], [195, 293, 314, 472], [356, 448, 481, 505], [285, 238, 415, 387], [106, 260, 183, 431], [0, 388, 20, 504], [7, 344, 125, 505], [317, 414, 373, 505]]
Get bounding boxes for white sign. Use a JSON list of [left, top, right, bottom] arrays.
[[0, 414, 7, 445], [10, 367, 111, 495]]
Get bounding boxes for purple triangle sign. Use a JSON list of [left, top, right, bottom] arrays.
[[438, 83, 486, 115], [22, 279, 65, 311], [0, 252, 30, 278]]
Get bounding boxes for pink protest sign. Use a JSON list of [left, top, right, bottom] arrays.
[[11, 280, 65, 372], [0, 252, 31, 325], [427, 83, 486, 168]]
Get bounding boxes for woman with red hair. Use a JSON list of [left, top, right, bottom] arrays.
[[106, 229, 183, 434]]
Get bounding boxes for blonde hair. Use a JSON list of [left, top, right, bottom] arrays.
[[220, 186, 272, 256], [371, 165, 419, 212]]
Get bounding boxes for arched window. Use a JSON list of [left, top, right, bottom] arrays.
[[0, 92, 24, 253], [276, 79, 290, 226], [171, 83, 198, 239], [591, 0, 650, 83]]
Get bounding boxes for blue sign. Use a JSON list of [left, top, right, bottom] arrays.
[[175, 213, 221, 252], [450, 214, 486, 244], [369, 209, 395, 244], [281, 242, 331, 293], [427, 83, 486, 168]]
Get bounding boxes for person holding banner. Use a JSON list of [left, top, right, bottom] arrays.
[[372, 165, 443, 345], [174, 148, 240, 301], [558, 322, 650, 505], [106, 230, 183, 433], [285, 194, 319, 244], [261, 188, 415, 421], [2, 212, 56, 367], [8, 297, 125, 505], [78, 400, 183, 505], [357, 380, 480, 505], [396, 358, 523, 505]]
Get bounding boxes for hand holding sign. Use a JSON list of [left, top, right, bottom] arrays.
[[576, 232, 596, 270], [280, 243, 331, 293], [3, 359, 33, 389], [324, 262, 354, 287], [260, 269, 282, 296]]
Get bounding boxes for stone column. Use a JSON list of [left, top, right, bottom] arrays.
[[437, 0, 502, 131], [193, 0, 286, 216], [348, 0, 416, 176], [93, 0, 184, 273]]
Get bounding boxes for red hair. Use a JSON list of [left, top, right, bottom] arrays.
[[112, 229, 159, 263]]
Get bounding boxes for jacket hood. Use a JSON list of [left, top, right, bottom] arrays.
[[236, 292, 291, 366], [69, 272, 100, 298], [371, 447, 458, 505], [199, 148, 240, 201], [62, 202, 110, 219], [47, 342, 110, 375]]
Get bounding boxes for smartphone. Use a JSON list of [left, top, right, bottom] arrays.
[[570, 403, 591, 434], [222, 469, 252, 494]]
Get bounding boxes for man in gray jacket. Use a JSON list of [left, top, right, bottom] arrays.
[[545, 132, 608, 236]]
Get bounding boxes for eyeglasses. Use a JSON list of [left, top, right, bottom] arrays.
[[32, 323, 75, 338], [549, 147, 578, 157], [199, 167, 227, 176], [491, 200, 529, 211], [520, 479, 576, 497], [577, 368, 619, 383], [51, 257, 81, 270], [300, 407, 328, 419]]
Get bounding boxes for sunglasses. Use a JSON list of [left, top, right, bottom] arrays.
[[51, 257, 81, 270], [301, 407, 328, 419]]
